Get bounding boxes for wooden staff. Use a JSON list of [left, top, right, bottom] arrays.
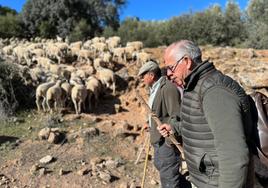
[[135, 90, 185, 159], [141, 135, 151, 188]]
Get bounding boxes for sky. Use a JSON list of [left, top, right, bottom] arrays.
[[0, 0, 249, 21]]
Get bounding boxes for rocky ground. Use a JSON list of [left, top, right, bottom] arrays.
[[0, 46, 268, 188]]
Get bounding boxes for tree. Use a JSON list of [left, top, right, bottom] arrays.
[[165, 15, 192, 44], [205, 5, 226, 45], [20, 0, 126, 39], [244, 0, 268, 49], [224, 0, 245, 46], [69, 19, 92, 42], [247, 0, 268, 24], [38, 21, 57, 38], [0, 5, 17, 16], [0, 13, 22, 38]]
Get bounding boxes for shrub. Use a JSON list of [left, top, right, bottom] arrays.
[[0, 60, 35, 116]]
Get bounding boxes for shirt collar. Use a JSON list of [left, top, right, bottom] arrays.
[[150, 76, 164, 93]]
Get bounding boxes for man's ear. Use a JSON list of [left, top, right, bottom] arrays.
[[185, 57, 193, 69]]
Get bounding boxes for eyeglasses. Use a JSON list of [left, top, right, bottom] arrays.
[[166, 56, 185, 73]]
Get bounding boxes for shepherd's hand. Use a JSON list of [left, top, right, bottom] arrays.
[[157, 124, 173, 137]]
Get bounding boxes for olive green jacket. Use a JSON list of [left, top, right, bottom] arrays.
[[150, 76, 182, 144]]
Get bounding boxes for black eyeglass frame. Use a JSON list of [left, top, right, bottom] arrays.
[[166, 56, 186, 72]]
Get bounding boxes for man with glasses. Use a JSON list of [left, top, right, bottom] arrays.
[[138, 60, 191, 188], [158, 40, 254, 188]]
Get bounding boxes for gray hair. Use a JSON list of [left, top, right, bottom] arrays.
[[170, 40, 202, 64]]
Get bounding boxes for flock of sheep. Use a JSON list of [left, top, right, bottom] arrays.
[[0, 36, 153, 114]]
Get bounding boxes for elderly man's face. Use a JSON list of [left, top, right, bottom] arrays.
[[164, 52, 188, 87], [141, 72, 154, 86]]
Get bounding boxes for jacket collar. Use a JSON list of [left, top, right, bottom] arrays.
[[184, 61, 215, 91]]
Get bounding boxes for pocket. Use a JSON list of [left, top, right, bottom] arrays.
[[198, 153, 215, 177]]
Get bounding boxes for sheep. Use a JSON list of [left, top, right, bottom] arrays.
[[112, 47, 126, 63], [45, 45, 62, 64], [56, 35, 63, 42], [91, 42, 108, 56], [133, 51, 152, 65], [77, 49, 94, 64], [45, 42, 69, 64], [70, 41, 82, 49], [93, 58, 102, 70], [85, 76, 102, 112], [92, 37, 106, 44], [35, 80, 55, 112], [76, 69, 90, 80], [30, 48, 46, 58], [49, 63, 63, 76], [30, 67, 48, 85], [96, 66, 116, 95], [124, 46, 136, 61], [82, 39, 92, 50], [106, 36, 121, 50], [126, 41, 143, 51], [2, 44, 15, 56], [71, 81, 88, 114], [99, 51, 114, 69], [34, 57, 54, 70], [13, 45, 31, 65], [61, 81, 73, 108], [46, 80, 63, 113]]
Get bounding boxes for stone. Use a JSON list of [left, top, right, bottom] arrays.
[[119, 182, 129, 188], [90, 157, 104, 168], [47, 132, 60, 144], [114, 104, 123, 113], [30, 164, 40, 174], [99, 170, 112, 182], [51, 128, 60, 132], [59, 168, 68, 176], [39, 155, 53, 164], [38, 127, 51, 140], [105, 160, 119, 169], [129, 182, 136, 188], [77, 167, 90, 176], [150, 179, 158, 185], [132, 124, 140, 132], [39, 168, 46, 176], [82, 127, 100, 138]]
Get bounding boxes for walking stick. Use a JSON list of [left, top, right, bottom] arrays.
[[135, 90, 185, 159], [135, 133, 150, 165], [141, 135, 150, 188]]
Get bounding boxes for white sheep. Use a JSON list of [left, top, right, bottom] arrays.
[[112, 47, 126, 63], [35, 80, 55, 112], [124, 46, 136, 61], [96, 66, 116, 95], [46, 80, 63, 113], [71, 81, 88, 114], [133, 51, 152, 65], [106, 36, 121, 50], [126, 41, 143, 51], [91, 42, 108, 56], [85, 76, 102, 112], [92, 37, 106, 44], [70, 41, 82, 49], [61, 81, 73, 108], [77, 49, 94, 64], [34, 57, 54, 70]]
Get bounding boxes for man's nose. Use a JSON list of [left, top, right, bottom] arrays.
[[166, 69, 173, 78]]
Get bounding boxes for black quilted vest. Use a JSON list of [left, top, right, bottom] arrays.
[[181, 61, 250, 187]]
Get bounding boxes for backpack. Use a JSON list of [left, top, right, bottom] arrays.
[[249, 91, 268, 167]]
